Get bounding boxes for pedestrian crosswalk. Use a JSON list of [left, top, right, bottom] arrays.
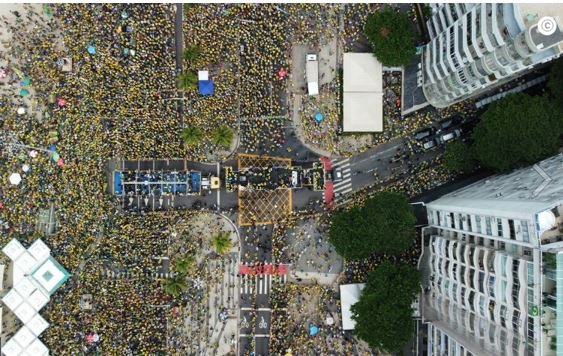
[[240, 274, 288, 295], [331, 158, 353, 200]]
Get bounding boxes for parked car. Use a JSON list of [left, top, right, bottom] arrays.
[[437, 117, 455, 131], [422, 138, 439, 151], [414, 127, 436, 141], [440, 129, 462, 143]]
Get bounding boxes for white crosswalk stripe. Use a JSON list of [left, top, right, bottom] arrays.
[[331, 159, 353, 201], [240, 272, 288, 295], [240, 274, 255, 295]]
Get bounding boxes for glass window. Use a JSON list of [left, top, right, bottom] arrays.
[[485, 217, 492, 235], [508, 219, 516, 239], [497, 218, 503, 236], [521, 221, 529, 242]]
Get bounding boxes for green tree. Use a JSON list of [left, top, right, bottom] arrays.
[[364, 6, 415, 66], [351, 261, 421, 353], [183, 45, 202, 68], [472, 93, 562, 172], [174, 255, 195, 274], [180, 126, 203, 146], [163, 274, 188, 296], [443, 141, 476, 174], [178, 71, 198, 90], [329, 191, 416, 259], [547, 57, 563, 112], [212, 231, 233, 255], [212, 125, 234, 148]]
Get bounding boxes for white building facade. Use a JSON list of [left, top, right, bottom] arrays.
[[421, 154, 563, 355], [422, 3, 563, 108]]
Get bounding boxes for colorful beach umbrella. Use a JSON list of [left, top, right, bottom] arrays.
[[19, 89, 29, 97], [87, 45, 96, 55]]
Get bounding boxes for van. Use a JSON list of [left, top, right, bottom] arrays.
[[414, 127, 435, 141], [440, 129, 462, 143], [422, 138, 439, 151]]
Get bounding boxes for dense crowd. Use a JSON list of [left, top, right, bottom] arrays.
[[0, 3, 478, 355], [269, 283, 371, 355]]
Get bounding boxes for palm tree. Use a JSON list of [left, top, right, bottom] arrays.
[[163, 275, 188, 296], [183, 45, 202, 68], [180, 126, 203, 146], [212, 231, 233, 255], [174, 255, 194, 274], [212, 125, 234, 148], [178, 71, 198, 91]]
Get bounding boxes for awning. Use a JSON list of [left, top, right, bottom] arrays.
[[339, 283, 365, 330]]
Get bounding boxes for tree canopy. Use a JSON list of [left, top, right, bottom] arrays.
[[163, 275, 188, 296], [364, 6, 415, 66], [180, 126, 203, 146], [443, 141, 475, 174], [212, 125, 234, 148], [178, 71, 198, 90], [212, 231, 233, 255], [547, 57, 563, 112], [472, 93, 562, 172], [329, 191, 416, 259], [183, 45, 202, 68], [351, 261, 421, 353]]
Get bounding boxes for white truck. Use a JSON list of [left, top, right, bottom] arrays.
[[306, 54, 319, 96]]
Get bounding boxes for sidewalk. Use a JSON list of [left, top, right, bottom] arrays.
[[290, 270, 340, 286]]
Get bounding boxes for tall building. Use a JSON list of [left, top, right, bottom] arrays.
[[420, 154, 563, 355], [421, 3, 563, 108]]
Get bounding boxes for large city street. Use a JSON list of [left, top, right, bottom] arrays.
[[0, 3, 560, 356]]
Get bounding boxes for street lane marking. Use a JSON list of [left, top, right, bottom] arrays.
[[332, 158, 350, 167]]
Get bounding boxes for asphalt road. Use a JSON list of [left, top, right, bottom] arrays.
[[174, 4, 184, 115]]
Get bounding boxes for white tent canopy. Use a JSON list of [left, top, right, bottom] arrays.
[[27, 314, 49, 336], [2, 239, 25, 261], [2, 289, 24, 311], [1, 238, 70, 356], [339, 283, 365, 330], [343, 53, 384, 132]]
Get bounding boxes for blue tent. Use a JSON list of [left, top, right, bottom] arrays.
[[314, 112, 323, 123], [198, 80, 214, 95], [309, 325, 318, 336], [114, 171, 123, 195]]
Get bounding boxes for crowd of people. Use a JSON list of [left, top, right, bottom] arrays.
[[0, 2, 481, 355], [268, 283, 372, 355]]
